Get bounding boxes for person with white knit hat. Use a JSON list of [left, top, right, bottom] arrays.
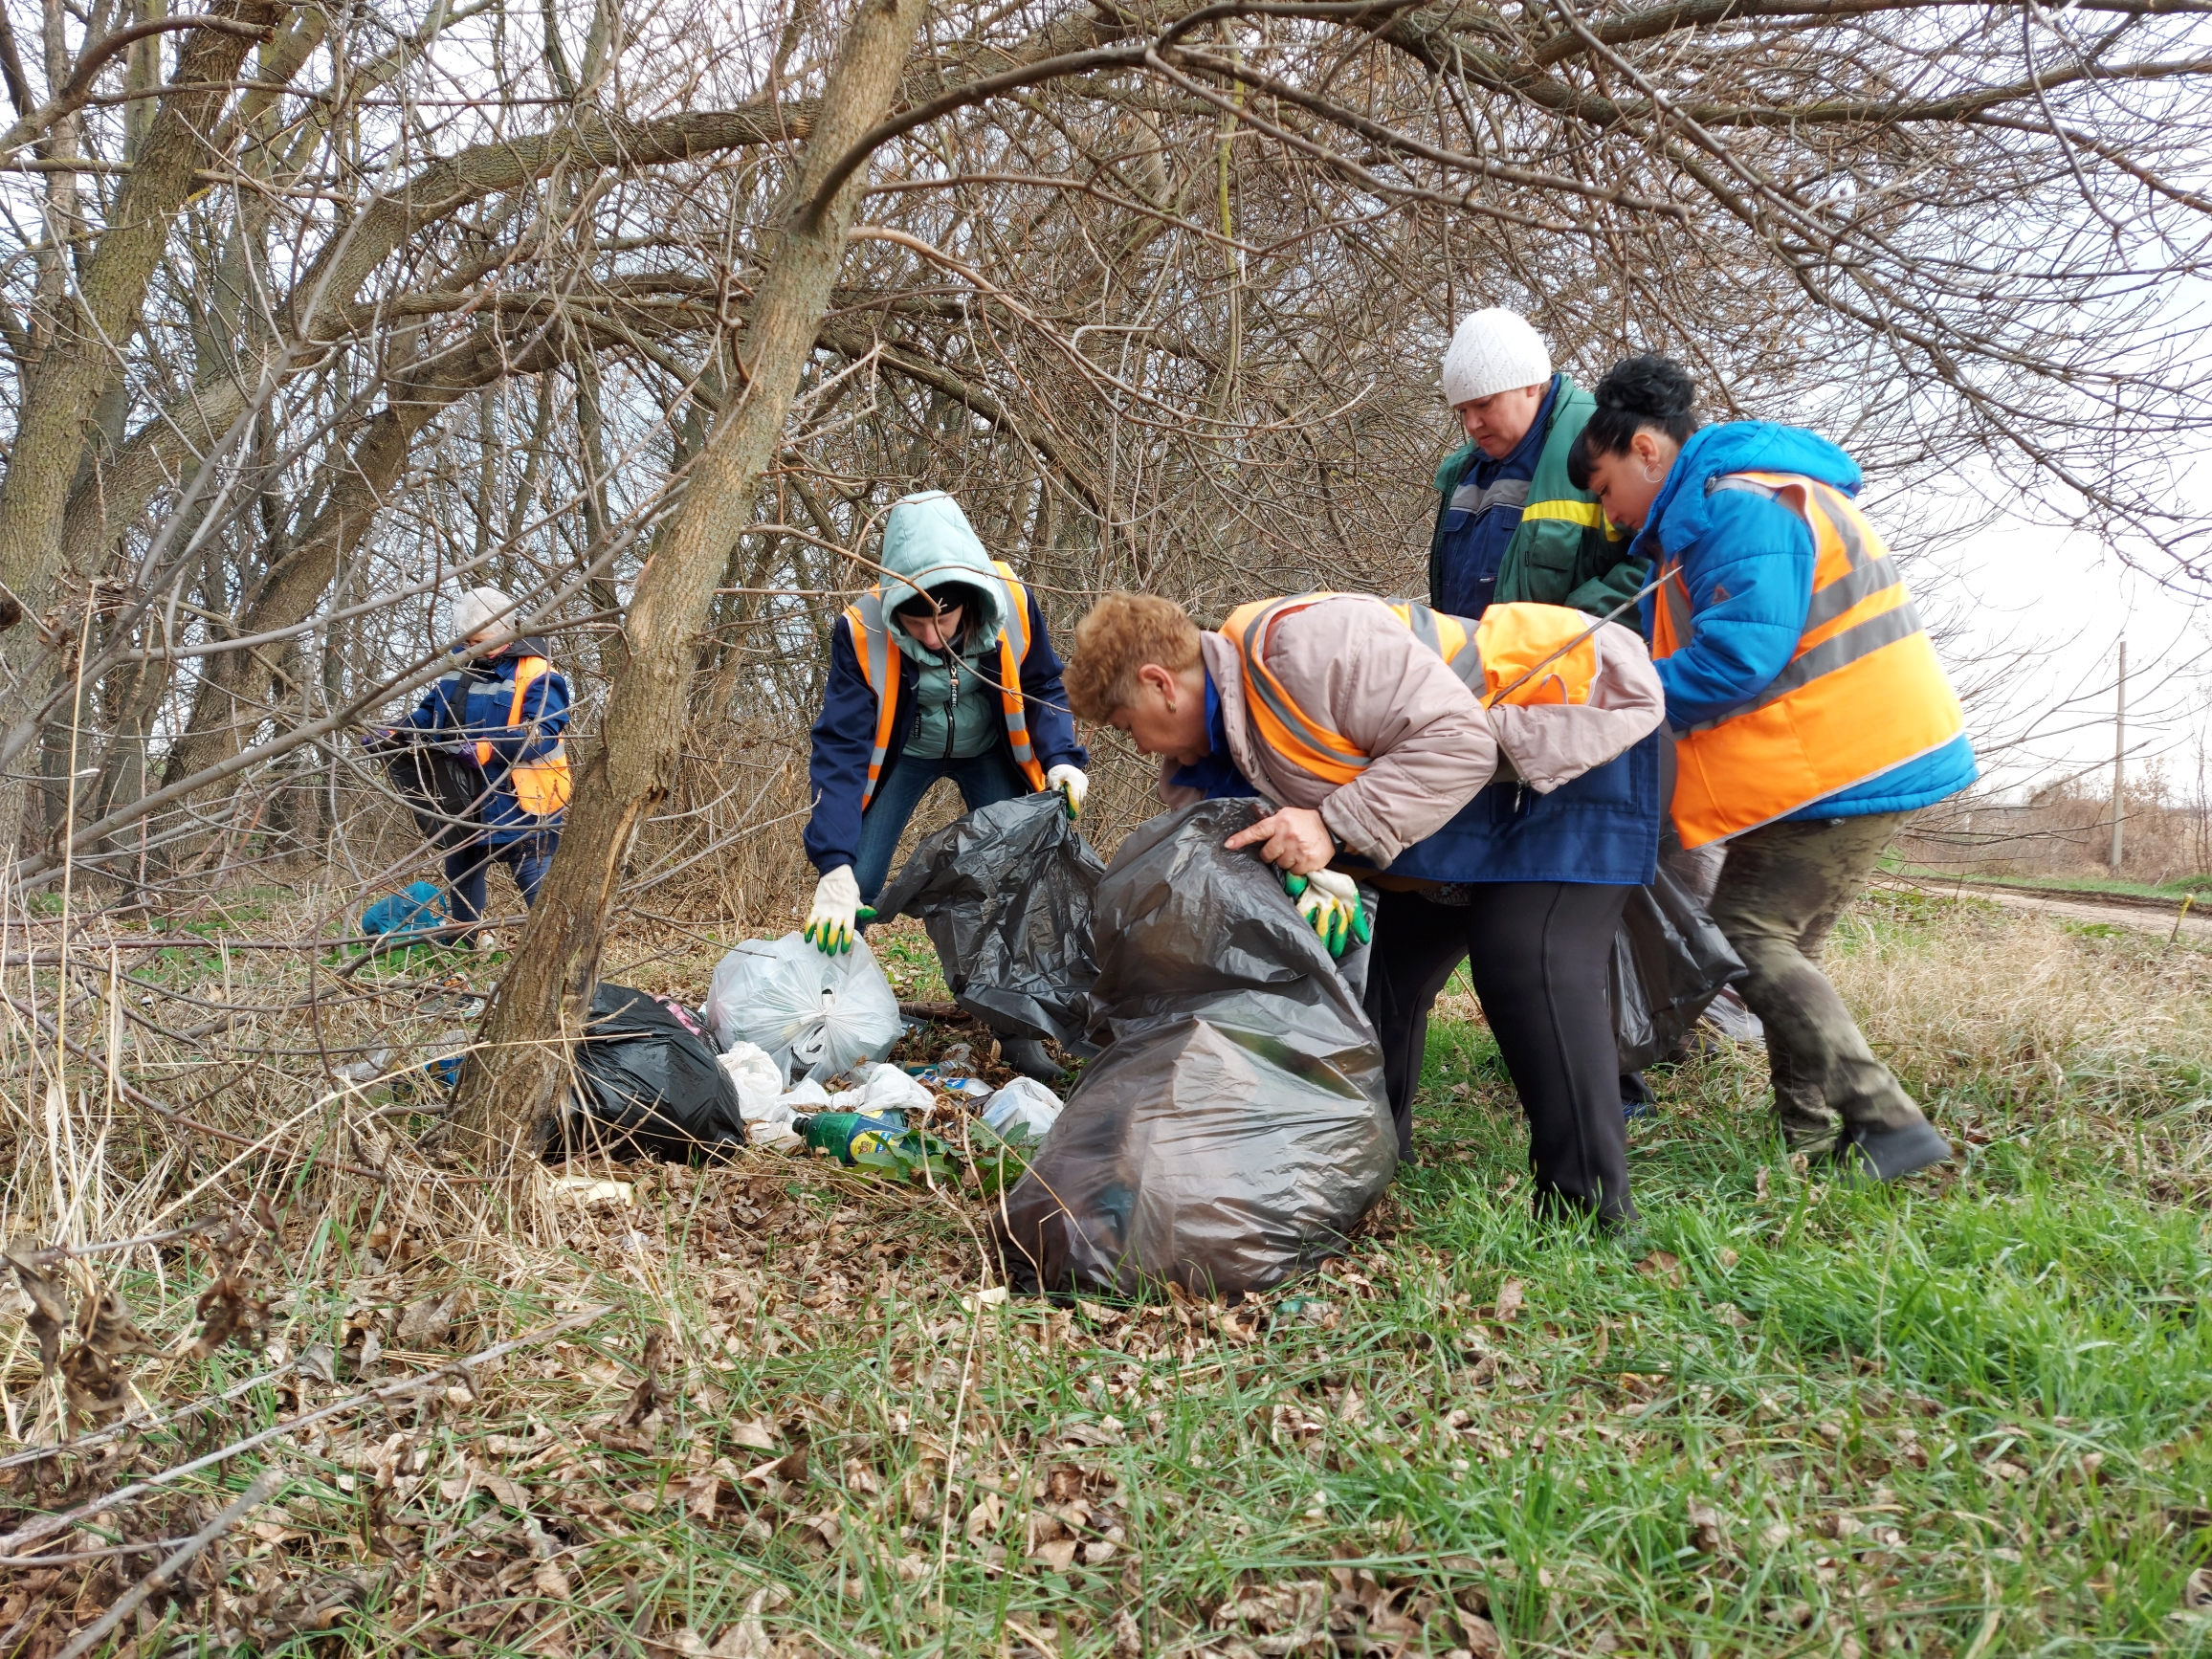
[[379, 584, 573, 943], [1353, 307, 1670, 1183], [1429, 306, 1648, 623]]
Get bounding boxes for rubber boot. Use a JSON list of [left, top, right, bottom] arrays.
[[1828, 1118, 1953, 1183], [998, 1036, 1064, 1083]]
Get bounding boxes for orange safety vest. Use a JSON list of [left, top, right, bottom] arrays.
[[475, 655, 573, 819], [1652, 471, 1965, 849], [1222, 594, 1604, 786], [844, 560, 1049, 810]]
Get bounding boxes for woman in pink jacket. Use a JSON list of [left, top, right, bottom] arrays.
[[1064, 590, 1664, 1226]]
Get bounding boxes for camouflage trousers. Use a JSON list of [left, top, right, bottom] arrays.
[[1707, 812, 1931, 1154]]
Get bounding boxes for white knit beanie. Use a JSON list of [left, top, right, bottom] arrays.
[[454, 585, 519, 640], [1440, 307, 1553, 408]]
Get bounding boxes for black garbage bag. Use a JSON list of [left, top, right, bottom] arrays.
[[876, 791, 1106, 1053], [994, 799, 1395, 1298], [557, 984, 745, 1162], [382, 735, 484, 852], [1611, 865, 1747, 1072]]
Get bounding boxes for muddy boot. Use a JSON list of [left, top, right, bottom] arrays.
[[998, 1036, 1064, 1083]]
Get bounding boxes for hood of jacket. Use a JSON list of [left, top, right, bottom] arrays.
[[877, 492, 1007, 663], [1630, 421, 1863, 564]]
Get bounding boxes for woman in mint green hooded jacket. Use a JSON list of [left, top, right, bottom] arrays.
[[801, 492, 1087, 954]]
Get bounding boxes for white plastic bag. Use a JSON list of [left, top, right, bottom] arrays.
[[851, 1063, 934, 1117], [717, 1042, 786, 1122], [983, 1075, 1064, 1139], [704, 934, 903, 1085]]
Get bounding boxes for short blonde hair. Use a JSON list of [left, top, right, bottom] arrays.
[[1064, 592, 1203, 720]]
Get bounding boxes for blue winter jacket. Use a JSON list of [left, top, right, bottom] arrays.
[[1380, 735, 1660, 888], [804, 587, 1086, 875], [401, 637, 570, 846], [1629, 422, 1978, 821]]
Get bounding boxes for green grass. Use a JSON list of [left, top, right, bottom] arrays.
[[6, 900, 2210, 1658], [1892, 864, 2212, 905]]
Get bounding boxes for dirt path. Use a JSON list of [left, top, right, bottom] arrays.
[[1895, 879, 2212, 943]]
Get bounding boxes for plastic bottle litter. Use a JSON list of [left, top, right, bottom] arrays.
[[798, 1111, 912, 1165], [981, 1076, 1064, 1139]]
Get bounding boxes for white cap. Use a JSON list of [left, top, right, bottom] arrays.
[[454, 585, 519, 641], [1440, 307, 1552, 409]]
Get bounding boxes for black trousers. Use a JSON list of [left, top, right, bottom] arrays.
[[1363, 882, 1635, 1223]]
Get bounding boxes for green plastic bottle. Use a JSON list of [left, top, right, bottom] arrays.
[[797, 1112, 907, 1164]]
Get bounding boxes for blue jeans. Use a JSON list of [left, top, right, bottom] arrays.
[[852, 747, 1028, 909], [446, 837, 555, 927]]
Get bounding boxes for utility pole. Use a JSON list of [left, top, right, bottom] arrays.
[[2111, 638, 2127, 872]]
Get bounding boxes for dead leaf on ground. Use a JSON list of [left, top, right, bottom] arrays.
[[620, 1329, 671, 1427], [727, 1418, 779, 1452], [1492, 1280, 1524, 1322], [1637, 1250, 1686, 1288], [1029, 1537, 1078, 1572], [1687, 1499, 1727, 1553], [5, 1252, 68, 1374], [2183, 1567, 2211, 1612]]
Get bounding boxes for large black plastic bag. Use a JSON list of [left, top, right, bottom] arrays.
[[382, 736, 483, 851], [995, 799, 1396, 1297], [1611, 866, 1747, 1072], [876, 792, 1106, 1053], [558, 984, 746, 1161]]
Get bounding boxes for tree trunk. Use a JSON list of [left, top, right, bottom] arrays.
[[0, 0, 284, 854], [451, 0, 928, 1165]]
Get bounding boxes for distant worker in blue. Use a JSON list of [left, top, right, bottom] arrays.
[[803, 492, 1088, 956], [391, 585, 572, 942]]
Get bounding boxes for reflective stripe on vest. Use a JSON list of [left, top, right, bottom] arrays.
[[1652, 470, 1965, 848], [1222, 594, 1604, 785], [844, 560, 1049, 811]]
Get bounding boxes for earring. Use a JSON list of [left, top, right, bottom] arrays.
[[1641, 463, 1667, 483], [1164, 699, 1178, 714]]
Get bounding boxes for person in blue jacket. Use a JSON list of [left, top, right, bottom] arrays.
[[392, 585, 572, 941], [802, 492, 1087, 954], [1569, 356, 1975, 1180]]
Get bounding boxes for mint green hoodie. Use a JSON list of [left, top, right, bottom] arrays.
[[878, 493, 1008, 761]]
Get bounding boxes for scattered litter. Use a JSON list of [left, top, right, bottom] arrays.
[[875, 792, 1106, 1054], [558, 985, 746, 1161], [848, 1062, 934, 1116], [361, 881, 448, 940], [981, 1076, 1063, 1139], [704, 934, 902, 1084], [960, 1285, 1010, 1313], [996, 799, 1396, 1296], [549, 1176, 636, 1207], [716, 1041, 785, 1120]]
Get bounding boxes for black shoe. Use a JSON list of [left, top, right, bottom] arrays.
[[998, 1036, 1065, 1083], [1828, 1119, 1953, 1183]]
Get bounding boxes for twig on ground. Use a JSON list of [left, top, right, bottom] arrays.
[[50, 1465, 289, 1659]]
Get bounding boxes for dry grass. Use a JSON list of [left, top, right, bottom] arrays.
[[1, 884, 2208, 1657]]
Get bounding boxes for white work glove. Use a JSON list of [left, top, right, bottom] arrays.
[[1046, 763, 1089, 819], [802, 866, 874, 956], [1281, 869, 1371, 959]]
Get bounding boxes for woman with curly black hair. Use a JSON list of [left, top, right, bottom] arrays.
[[1568, 354, 1977, 1182]]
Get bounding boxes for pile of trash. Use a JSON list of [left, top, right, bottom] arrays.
[[993, 799, 1397, 1298], [552, 934, 1067, 1187]]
